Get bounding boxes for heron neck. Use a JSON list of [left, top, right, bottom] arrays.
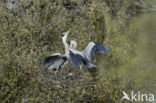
[[62, 35, 69, 55]]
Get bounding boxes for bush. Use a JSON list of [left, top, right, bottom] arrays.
[[0, 0, 156, 103]]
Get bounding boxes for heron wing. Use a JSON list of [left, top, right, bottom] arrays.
[[43, 54, 67, 69], [83, 42, 109, 62], [69, 49, 85, 67]]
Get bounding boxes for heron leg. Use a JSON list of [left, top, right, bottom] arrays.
[[77, 66, 82, 78], [80, 65, 82, 71], [79, 65, 83, 74], [68, 69, 73, 80], [53, 68, 58, 80], [55, 71, 59, 80]]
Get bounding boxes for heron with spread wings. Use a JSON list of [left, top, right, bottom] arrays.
[[43, 29, 109, 77], [69, 42, 109, 68], [43, 30, 76, 75]]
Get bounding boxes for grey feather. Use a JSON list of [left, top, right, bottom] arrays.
[[69, 49, 85, 67], [69, 49, 96, 68], [83, 42, 109, 62], [43, 54, 67, 70], [85, 62, 96, 68], [94, 42, 109, 53]]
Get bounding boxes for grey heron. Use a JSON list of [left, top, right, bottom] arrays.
[[43, 29, 109, 78], [43, 30, 76, 77], [69, 42, 109, 68], [43, 53, 67, 72], [6, 0, 18, 11]]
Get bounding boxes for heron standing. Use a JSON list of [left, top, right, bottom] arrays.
[[43, 30, 76, 78], [69, 42, 109, 68]]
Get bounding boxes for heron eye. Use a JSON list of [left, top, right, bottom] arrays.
[[60, 33, 64, 36], [60, 33, 65, 37]]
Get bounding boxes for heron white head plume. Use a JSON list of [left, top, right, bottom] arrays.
[[69, 40, 77, 49]]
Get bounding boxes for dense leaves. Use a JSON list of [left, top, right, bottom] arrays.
[[0, 0, 156, 103]]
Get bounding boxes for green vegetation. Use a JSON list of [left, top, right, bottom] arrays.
[[0, 0, 156, 103]]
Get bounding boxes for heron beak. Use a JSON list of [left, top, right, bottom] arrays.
[[66, 29, 71, 35]]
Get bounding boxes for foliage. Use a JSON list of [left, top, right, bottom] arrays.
[[0, 0, 156, 103]]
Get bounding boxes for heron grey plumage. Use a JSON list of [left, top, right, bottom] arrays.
[[7, 0, 18, 11], [43, 29, 109, 78], [43, 53, 67, 72], [43, 53, 68, 79], [69, 42, 109, 68], [83, 42, 109, 62], [43, 30, 77, 75]]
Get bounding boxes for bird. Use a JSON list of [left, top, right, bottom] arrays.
[[43, 29, 109, 78], [43, 29, 77, 78], [7, 0, 18, 11], [68, 40, 77, 50], [69, 41, 109, 68], [43, 53, 67, 72]]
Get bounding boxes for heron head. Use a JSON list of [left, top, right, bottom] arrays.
[[69, 40, 77, 49], [60, 29, 71, 37], [60, 33, 65, 37]]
